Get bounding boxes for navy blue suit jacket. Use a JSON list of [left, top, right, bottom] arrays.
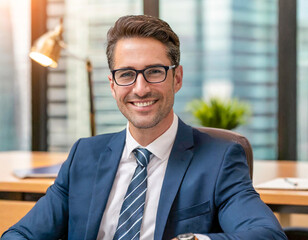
[[2, 119, 287, 239]]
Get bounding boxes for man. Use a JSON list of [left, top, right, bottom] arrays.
[[2, 15, 286, 240]]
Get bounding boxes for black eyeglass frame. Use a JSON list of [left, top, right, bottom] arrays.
[[111, 65, 176, 86]]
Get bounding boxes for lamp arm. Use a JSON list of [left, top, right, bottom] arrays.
[[59, 40, 96, 136], [86, 59, 96, 136], [31, 18, 96, 136], [58, 40, 88, 63]]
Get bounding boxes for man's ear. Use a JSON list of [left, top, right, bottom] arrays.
[[108, 74, 116, 99], [173, 65, 183, 93]]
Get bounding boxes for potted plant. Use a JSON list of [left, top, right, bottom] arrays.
[[187, 97, 251, 130]]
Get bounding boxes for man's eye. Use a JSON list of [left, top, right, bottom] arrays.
[[118, 71, 135, 78], [147, 68, 164, 75]]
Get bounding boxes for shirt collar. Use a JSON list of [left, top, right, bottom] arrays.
[[125, 114, 178, 160]]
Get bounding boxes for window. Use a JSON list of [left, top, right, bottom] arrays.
[[28, 0, 302, 161], [297, 0, 308, 161], [0, 0, 31, 151], [161, 0, 278, 159]]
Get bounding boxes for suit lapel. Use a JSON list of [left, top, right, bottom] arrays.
[[84, 130, 126, 240], [154, 120, 194, 240]]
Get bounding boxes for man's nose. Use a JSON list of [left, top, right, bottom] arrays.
[[132, 72, 151, 96]]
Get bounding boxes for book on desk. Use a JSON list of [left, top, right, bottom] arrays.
[[13, 164, 62, 179], [255, 177, 308, 191]]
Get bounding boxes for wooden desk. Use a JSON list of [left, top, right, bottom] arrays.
[[0, 200, 36, 234], [254, 160, 308, 225], [1, 152, 308, 224], [0, 151, 67, 197], [0, 152, 67, 234], [1, 153, 307, 203]]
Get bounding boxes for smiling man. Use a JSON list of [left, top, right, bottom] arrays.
[[109, 37, 182, 146], [2, 15, 287, 240]]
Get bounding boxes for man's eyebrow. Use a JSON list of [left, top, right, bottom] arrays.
[[115, 65, 135, 69], [115, 64, 165, 70], [144, 63, 164, 68]]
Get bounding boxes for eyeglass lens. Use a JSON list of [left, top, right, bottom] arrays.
[[114, 66, 166, 85]]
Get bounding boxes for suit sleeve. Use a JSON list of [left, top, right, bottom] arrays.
[[1, 139, 81, 240], [207, 143, 287, 240]]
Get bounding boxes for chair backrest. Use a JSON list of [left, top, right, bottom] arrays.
[[284, 227, 308, 240], [196, 127, 253, 179]]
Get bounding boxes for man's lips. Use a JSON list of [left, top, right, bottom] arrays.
[[131, 100, 156, 107]]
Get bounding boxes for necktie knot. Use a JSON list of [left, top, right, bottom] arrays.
[[133, 148, 151, 168]]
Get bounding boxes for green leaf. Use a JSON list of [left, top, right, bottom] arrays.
[[187, 97, 251, 130]]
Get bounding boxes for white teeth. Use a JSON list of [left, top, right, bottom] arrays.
[[133, 101, 155, 107]]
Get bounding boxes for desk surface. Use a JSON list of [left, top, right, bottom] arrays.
[[1, 151, 308, 207], [0, 151, 67, 193], [254, 160, 308, 206]]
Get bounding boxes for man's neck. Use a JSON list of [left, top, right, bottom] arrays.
[[128, 113, 175, 146]]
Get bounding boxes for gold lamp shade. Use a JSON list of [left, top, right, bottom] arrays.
[[29, 24, 63, 68]]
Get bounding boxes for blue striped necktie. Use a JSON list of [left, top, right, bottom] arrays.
[[113, 148, 152, 240]]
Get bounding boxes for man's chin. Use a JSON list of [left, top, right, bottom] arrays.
[[131, 122, 157, 130], [129, 118, 159, 130]]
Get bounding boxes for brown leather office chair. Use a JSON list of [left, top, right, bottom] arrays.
[[196, 127, 253, 179]]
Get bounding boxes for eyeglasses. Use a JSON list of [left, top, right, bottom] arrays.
[[111, 65, 176, 86]]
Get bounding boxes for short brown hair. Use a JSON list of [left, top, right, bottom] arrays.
[[106, 15, 180, 70]]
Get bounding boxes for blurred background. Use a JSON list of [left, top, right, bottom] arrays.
[[0, 0, 307, 162]]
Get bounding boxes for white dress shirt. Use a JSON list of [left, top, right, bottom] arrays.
[[97, 114, 210, 240]]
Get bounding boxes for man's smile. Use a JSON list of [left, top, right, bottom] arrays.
[[132, 100, 156, 107]]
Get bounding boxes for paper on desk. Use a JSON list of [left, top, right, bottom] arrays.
[[13, 164, 62, 179], [255, 178, 308, 190]]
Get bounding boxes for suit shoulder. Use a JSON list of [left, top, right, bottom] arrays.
[[73, 129, 126, 152]]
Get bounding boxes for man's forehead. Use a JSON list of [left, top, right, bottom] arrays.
[[113, 37, 170, 68], [114, 37, 166, 49]]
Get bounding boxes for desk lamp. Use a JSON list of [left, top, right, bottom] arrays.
[[29, 20, 96, 136]]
